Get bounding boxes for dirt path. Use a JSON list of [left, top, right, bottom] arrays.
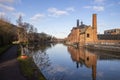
[[0, 45, 26, 80]]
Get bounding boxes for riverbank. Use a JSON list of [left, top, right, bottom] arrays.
[[18, 57, 46, 80], [0, 44, 46, 80], [65, 42, 120, 52], [17, 46, 46, 80], [85, 44, 120, 52]]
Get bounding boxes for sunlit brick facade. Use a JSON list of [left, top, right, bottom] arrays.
[[67, 14, 98, 46]]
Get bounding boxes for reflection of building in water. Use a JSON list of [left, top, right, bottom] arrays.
[[68, 46, 97, 80]]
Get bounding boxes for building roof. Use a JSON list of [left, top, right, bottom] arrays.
[[70, 21, 92, 35], [77, 21, 90, 34], [77, 21, 87, 29]]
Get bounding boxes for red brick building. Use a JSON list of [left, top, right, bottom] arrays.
[[67, 14, 98, 46]]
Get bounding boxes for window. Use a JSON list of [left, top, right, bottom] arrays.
[[114, 29, 116, 32], [87, 33, 90, 38]]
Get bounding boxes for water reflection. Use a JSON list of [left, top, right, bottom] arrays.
[[68, 46, 97, 80], [31, 43, 55, 69], [28, 43, 54, 52], [33, 44, 66, 80], [32, 44, 120, 80]]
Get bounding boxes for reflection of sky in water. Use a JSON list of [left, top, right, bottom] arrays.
[[33, 44, 120, 80], [96, 61, 120, 80]]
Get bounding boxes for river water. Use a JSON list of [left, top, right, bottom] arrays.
[[32, 43, 120, 80]]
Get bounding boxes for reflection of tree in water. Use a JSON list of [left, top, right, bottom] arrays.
[[32, 43, 65, 80], [27, 43, 56, 53], [33, 51, 51, 70], [33, 48, 52, 80], [31, 43, 52, 70]]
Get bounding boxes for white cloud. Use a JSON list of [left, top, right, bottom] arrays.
[[0, 12, 6, 17], [66, 7, 75, 11], [83, 6, 92, 9], [48, 8, 68, 17], [0, 0, 21, 4], [93, 6, 104, 11], [0, 0, 14, 3], [13, 12, 25, 18], [84, 5, 104, 11], [30, 14, 45, 21], [0, 3, 15, 11]]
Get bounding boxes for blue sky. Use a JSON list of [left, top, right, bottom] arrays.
[[0, 0, 120, 38]]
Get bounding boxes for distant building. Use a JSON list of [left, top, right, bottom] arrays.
[[104, 29, 120, 35], [98, 29, 120, 40], [98, 34, 120, 40]]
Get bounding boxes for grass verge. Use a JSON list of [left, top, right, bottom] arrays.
[[17, 48, 46, 80]]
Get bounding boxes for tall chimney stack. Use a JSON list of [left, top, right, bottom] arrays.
[[92, 14, 98, 41], [92, 14, 97, 29], [77, 19, 79, 27]]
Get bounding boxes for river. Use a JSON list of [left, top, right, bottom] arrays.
[[32, 43, 120, 80]]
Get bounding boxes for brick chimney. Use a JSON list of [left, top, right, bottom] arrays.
[[77, 19, 79, 27], [92, 14, 97, 29], [92, 14, 98, 42]]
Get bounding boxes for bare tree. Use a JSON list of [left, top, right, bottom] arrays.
[[17, 15, 28, 43]]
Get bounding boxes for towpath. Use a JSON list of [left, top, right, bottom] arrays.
[[0, 45, 26, 80]]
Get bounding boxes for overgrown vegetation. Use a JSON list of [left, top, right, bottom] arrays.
[[17, 48, 46, 80], [0, 19, 17, 46]]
